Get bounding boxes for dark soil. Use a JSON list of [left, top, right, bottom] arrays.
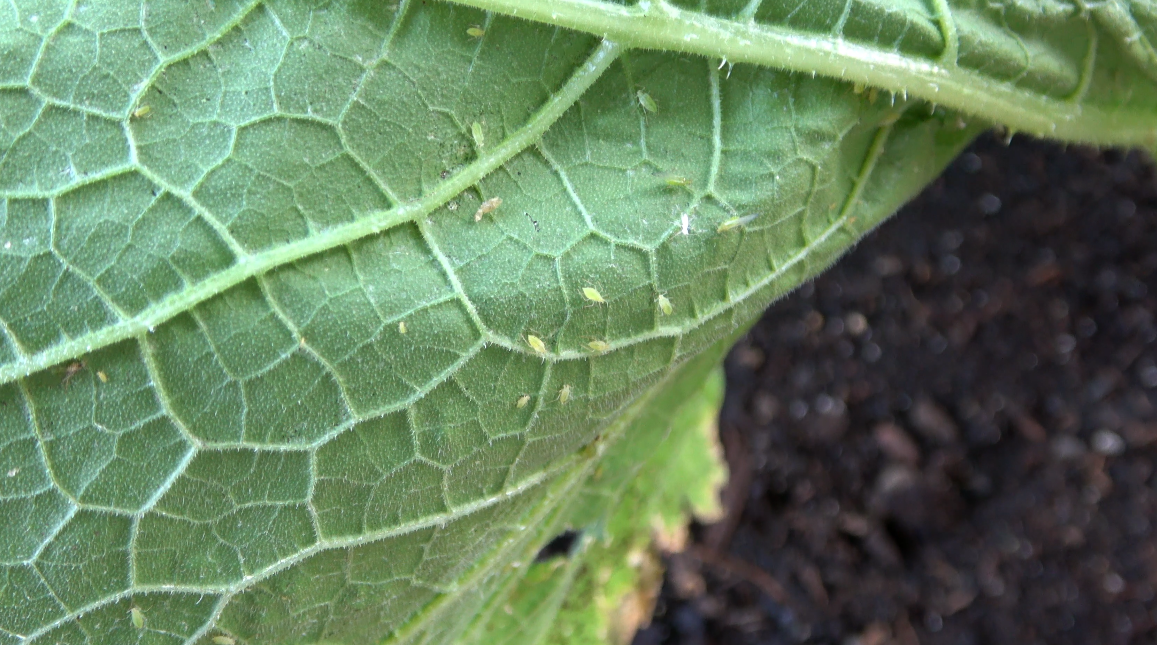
[[634, 135, 1157, 645]]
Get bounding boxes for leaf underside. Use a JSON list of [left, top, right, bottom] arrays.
[[0, 0, 1151, 644]]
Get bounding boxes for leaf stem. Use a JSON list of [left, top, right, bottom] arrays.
[[439, 0, 1157, 146]]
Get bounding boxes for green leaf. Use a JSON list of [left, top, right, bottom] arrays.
[[445, 0, 1157, 145], [467, 354, 728, 645], [0, 0, 1147, 643]]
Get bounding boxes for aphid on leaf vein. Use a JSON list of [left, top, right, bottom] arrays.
[[587, 340, 610, 353], [131, 104, 151, 119], [557, 384, 571, 404], [516, 394, 531, 408], [657, 294, 673, 316], [212, 636, 236, 645], [471, 121, 485, 149], [398, 321, 407, 334], [61, 360, 86, 389], [716, 213, 759, 233], [96, 370, 109, 383], [636, 89, 657, 114], [467, 25, 485, 38], [581, 287, 605, 304], [474, 196, 502, 221], [526, 334, 547, 355], [662, 173, 692, 187], [130, 606, 145, 630]]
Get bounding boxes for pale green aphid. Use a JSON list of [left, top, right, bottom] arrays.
[[471, 121, 484, 149], [582, 287, 605, 304], [587, 340, 610, 353], [716, 213, 760, 233], [636, 89, 657, 114], [130, 606, 145, 630], [466, 25, 485, 38], [398, 321, 407, 334], [516, 394, 531, 408], [558, 384, 572, 404], [526, 334, 547, 355], [212, 637, 236, 645], [657, 294, 673, 316], [662, 173, 691, 187], [131, 104, 151, 119]]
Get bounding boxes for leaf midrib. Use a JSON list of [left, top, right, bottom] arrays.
[[442, 0, 1157, 145]]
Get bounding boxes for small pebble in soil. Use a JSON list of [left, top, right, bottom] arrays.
[[1091, 428, 1126, 456]]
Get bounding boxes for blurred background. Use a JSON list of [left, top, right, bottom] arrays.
[[634, 135, 1157, 645]]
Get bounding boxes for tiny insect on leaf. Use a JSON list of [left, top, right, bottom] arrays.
[[466, 25, 484, 38], [662, 174, 691, 187], [398, 321, 407, 334], [558, 384, 571, 404], [657, 294, 673, 316], [96, 370, 109, 383], [474, 197, 502, 221], [587, 340, 610, 353], [132, 105, 151, 119], [61, 360, 86, 388], [637, 89, 657, 113], [212, 637, 236, 645], [130, 606, 145, 629], [471, 121, 484, 149], [516, 394, 530, 408], [526, 334, 547, 354], [716, 213, 759, 233], [581, 287, 605, 303]]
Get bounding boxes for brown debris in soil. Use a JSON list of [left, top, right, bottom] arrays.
[[635, 136, 1157, 645]]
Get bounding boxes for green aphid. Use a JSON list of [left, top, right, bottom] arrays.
[[212, 637, 236, 645], [662, 173, 692, 187], [636, 89, 657, 114], [558, 384, 572, 404], [587, 340, 610, 353], [471, 121, 484, 149], [657, 294, 673, 316], [516, 394, 531, 408], [466, 25, 485, 38], [582, 287, 605, 304], [526, 334, 547, 355], [130, 606, 145, 630], [716, 213, 759, 233], [131, 104, 151, 119]]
